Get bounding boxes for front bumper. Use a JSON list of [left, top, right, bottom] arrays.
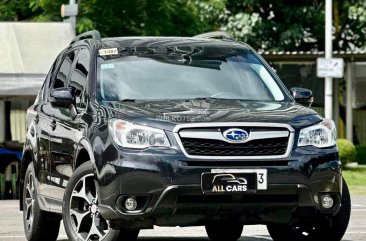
[[94, 144, 342, 229]]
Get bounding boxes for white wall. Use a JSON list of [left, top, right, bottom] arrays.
[[10, 109, 26, 143]]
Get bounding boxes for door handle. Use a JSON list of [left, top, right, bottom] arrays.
[[50, 119, 57, 131]]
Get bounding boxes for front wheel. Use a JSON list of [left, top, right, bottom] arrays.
[[205, 221, 243, 241], [267, 178, 351, 241], [62, 162, 139, 241]]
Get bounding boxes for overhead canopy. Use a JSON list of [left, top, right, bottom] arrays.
[[0, 22, 74, 98]]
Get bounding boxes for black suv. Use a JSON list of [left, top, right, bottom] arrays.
[[20, 30, 350, 241]]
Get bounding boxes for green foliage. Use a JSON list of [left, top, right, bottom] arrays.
[[221, 12, 261, 42], [355, 145, 366, 165], [337, 139, 357, 165], [220, 1, 326, 51], [343, 166, 366, 188], [336, 1, 366, 50], [0, 0, 214, 36], [66, 0, 209, 36], [84, 0, 212, 36], [220, 0, 366, 51], [0, 0, 38, 21], [29, 0, 63, 22], [1, 0, 366, 52], [195, 0, 227, 29]]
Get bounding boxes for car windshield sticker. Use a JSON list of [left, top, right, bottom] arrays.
[[101, 63, 115, 70], [99, 48, 118, 56]]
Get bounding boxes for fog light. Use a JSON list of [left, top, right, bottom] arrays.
[[321, 195, 334, 209], [125, 197, 138, 211]]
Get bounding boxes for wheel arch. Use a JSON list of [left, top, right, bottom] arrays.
[[74, 138, 95, 171], [19, 149, 34, 211], [75, 148, 90, 170]]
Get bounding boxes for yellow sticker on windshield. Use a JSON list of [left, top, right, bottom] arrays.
[[99, 48, 118, 56]]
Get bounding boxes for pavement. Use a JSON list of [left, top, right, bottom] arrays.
[[0, 195, 365, 241]]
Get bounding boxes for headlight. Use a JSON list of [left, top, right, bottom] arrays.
[[298, 119, 336, 148], [108, 119, 170, 149]]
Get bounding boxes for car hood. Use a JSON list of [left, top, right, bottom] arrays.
[[100, 100, 322, 131]]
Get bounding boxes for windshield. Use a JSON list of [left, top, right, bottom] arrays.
[[97, 47, 286, 101]]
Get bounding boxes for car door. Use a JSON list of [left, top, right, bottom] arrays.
[[44, 49, 79, 206], [48, 47, 91, 203], [29, 61, 57, 197]]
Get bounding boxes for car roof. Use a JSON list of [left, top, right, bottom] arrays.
[[100, 37, 250, 50]]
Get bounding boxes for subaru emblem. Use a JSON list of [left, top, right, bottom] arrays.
[[223, 128, 249, 143]]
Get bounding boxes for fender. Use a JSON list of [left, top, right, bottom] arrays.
[[75, 137, 96, 169], [76, 137, 107, 201]]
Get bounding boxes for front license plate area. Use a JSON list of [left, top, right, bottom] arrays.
[[201, 173, 257, 193]]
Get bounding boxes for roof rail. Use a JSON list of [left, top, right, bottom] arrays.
[[70, 30, 101, 44], [193, 31, 234, 40]]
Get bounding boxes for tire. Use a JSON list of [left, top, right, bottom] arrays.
[[205, 221, 243, 241], [23, 163, 61, 241], [267, 178, 351, 241], [62, 162, 139, 241]]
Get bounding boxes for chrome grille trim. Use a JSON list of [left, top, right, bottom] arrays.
[[173, 122, 295, 160], [179, 130, 289, 144]]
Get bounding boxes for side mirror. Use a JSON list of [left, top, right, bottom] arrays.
[[50, 87, 74, 107], [290, 87, 314, 107]]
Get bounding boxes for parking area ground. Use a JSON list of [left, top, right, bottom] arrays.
[[0, 194, 365, 241]]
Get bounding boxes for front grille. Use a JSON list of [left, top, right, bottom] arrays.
[[180, 137, 288, 156]]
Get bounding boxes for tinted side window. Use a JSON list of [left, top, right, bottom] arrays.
[[53, 50, 77, 89], [69, 48, 90, 108], [41, 58, 59, 101]]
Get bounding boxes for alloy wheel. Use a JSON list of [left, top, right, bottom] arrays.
[[69, 174, 109, 241], [24, 171, 35, 232]]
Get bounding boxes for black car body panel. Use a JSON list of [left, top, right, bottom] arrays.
[[20, 35, 343, 230], [101, 100, 321, 127]]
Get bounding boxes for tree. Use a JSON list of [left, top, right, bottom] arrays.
[[220, 0, 366, 51], [1, 0, 216, 37], [1, 0, 365, 52], [80, 0, 211, 37], [0, 0, 38, 21]]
